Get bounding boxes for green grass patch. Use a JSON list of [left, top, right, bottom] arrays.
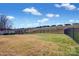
[[36, 33, 79, 55], [37, 33, 77, 46]]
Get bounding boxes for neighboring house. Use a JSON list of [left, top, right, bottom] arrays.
[[0, 29, 16, 35], [0, 28, 27, 35]]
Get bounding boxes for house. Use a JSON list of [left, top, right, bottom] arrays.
[[0, 29, 16, 35]]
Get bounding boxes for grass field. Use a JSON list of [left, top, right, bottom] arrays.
[[0, 33, 79, 56]]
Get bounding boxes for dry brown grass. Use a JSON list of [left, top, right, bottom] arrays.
[[0, 34, 63, 56]]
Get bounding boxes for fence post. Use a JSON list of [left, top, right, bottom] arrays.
[[72, 25, 74, 40]]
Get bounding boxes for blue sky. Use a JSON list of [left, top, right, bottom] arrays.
[[0, 3, 79, 28]]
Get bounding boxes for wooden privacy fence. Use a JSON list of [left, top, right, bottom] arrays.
[[64, 28, 79, 43]]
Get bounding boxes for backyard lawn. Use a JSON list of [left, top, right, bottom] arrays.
[[0, 33, 79, 56]]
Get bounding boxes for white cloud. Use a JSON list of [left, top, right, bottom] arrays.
[[6, 16, 15, 20], [56, 23, 64, 25], [46, 13, 60, 18], [54, 3, 78, 10], [23, 7, 42, 16], [26, 23, 40, 28], [46, 14, 54, 18], [37, 18, 49, 23], [55, 14, 60, 17], [69, 19, 79, 23], [69, 20, 74, 23], [54, 4, 61, 8]]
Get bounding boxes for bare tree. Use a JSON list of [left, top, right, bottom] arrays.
[[0, 15, 12, 30]]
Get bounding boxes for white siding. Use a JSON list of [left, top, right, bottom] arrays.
[[0, 30, 15, 34]]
